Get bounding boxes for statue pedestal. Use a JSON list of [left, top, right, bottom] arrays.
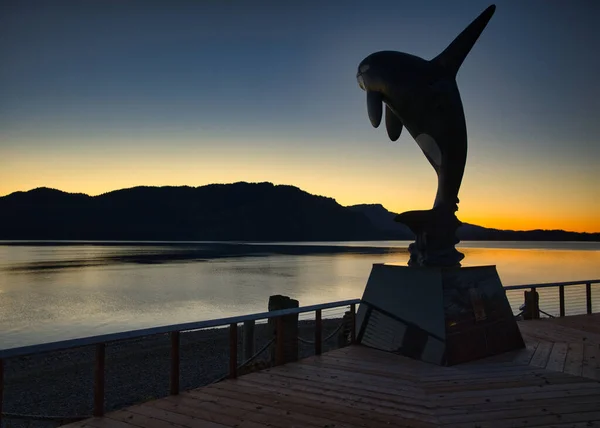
[[355, 264, 525, 366]]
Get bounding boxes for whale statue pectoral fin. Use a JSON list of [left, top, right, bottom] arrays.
[[385, 105, 403, 141], [366, 90, 383, 128], [432, 4, 496, 77]]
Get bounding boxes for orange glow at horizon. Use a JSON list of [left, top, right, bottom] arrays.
[[2, 137, 599, 234]]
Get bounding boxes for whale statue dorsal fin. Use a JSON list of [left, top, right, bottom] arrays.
[[432, 4, 496, 77]]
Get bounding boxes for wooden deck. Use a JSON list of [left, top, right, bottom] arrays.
[[63, 314, 600, 428]]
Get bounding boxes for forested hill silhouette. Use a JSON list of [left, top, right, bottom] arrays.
[[0, 183, 387, 241], [0, 183, 597, 241]]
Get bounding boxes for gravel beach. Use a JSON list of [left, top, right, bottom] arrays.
[[1, 318, 348, 428]]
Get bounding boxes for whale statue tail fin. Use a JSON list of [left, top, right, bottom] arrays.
[[432, 4, 496, 77]]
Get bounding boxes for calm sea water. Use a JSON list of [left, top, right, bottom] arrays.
[[1, 241, 599, 349]]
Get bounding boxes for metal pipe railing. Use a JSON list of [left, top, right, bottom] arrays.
[[504, 279, 600, 290], [2, 278, 599, 423], [0, 298, 359, 422], [505, 279, 599, 319]]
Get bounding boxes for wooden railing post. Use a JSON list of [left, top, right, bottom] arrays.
[[315, 309, 322, 355], [586, 282, 592, 315], [350, 303, 356, 344], [170, 331, 180, 395], [275, 317, 285, 366], [229, 323, 238, 379], [0, 358, 4, 426], [559, 285, 565, 317], [94, 343, 105, 417]]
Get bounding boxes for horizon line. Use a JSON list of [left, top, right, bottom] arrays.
[[2, 182, 599, 236]]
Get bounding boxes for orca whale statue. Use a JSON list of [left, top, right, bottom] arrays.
[[357, 4, 496, 267]]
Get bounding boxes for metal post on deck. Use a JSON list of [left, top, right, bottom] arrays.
[[275, 317, 285, 365], [559, 285, 565, 317], [229, 323, 238, 379], [170, 331, 180, 395], [94, 343, 105, 417], [586, 282, 592, 314], [315, 309, 322, 355], [350, 303, 356, 344]]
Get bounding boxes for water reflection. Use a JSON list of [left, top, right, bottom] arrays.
[[0, 242, 598, 348]]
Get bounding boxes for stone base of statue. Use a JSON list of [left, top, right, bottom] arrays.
[[355, 263, 525, 366]]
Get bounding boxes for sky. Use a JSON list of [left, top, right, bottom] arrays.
[[1, 0, 599, 233]]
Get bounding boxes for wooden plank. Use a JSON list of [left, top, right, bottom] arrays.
[[321, 346, 428, 370], [529, 341, 553, 367], [429, 380, 600, 400], [420, 367, 550, 382], [63, 418, 140, 428], [233, 375, 439, 423], [150, 396, 272, 428], [435, 385, 600, 407], [551, 313, 600, 333], [217, 378, 434, 427], [242, 372, 435, 417], [205, 376, 435, 417], [546, 342, 568, 372], [237, 371, 430, 409], [279, 359, 424, 390], [437, 393, 600, 415], [126, 405, 230, 428], [307, 349, 422, 372], [252, 365, 428, 401], [186, 389, 355, 428], [299, 356, 421, 382], [422, 370, 593, 394], [443, 411, 600, 428], [519, 321, 600, 344], [548, 423, 600, 428], [492, 341, 538, 366], [583, 344, 600, 380], [564, 342, 584, 376], [209, 378, 419, 428], [438, 401, 600, 425], [334, 345, 428, 366], [108, 409, 190, 428]]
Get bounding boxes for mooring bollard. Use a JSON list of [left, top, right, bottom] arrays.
[[523, 289, 540, 320], [268, 295, 299, 365]]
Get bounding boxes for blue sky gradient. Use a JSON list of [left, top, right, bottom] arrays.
[[1, 0, 598, 231]]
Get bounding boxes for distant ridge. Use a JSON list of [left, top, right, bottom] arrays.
[[348, 203, 600, 241], [0, 183, 597, 241]]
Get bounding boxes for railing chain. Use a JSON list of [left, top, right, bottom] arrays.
[[211, 338, 275, 385]]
